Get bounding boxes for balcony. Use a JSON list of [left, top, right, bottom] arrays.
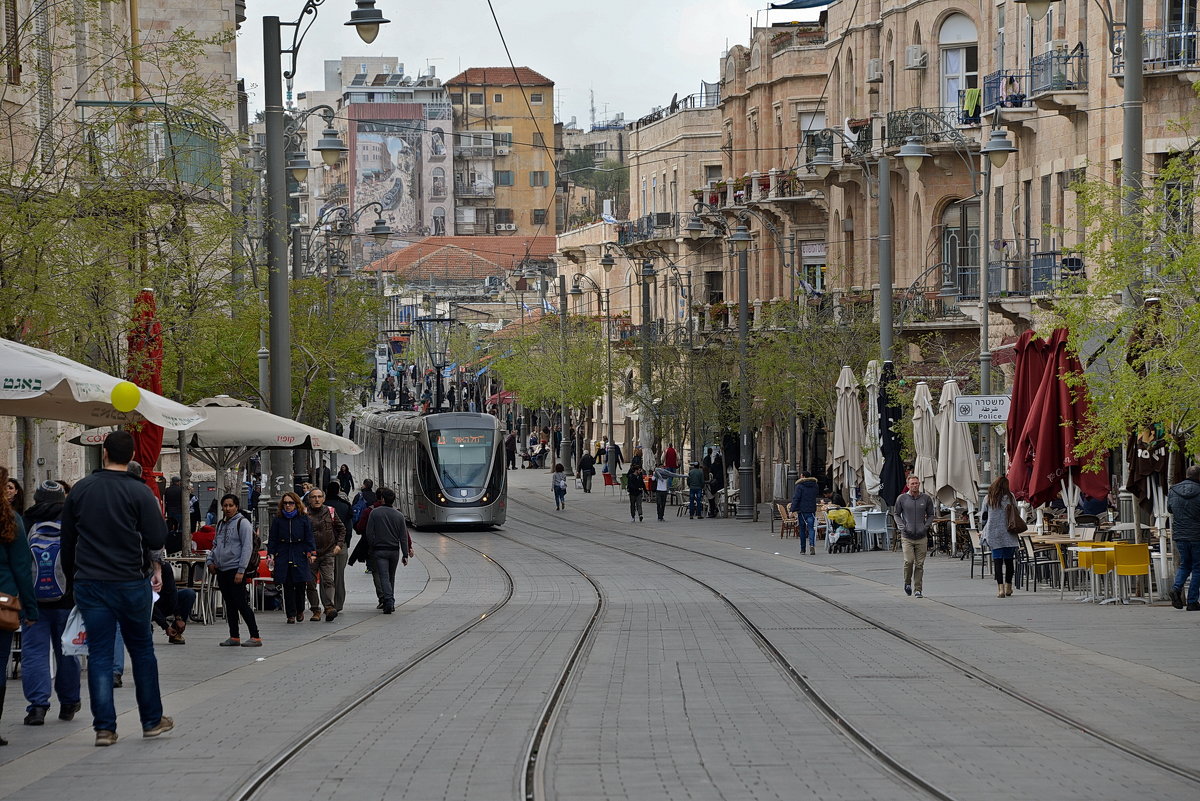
[[1030, 48, 1088, 97], [982, 70, 1034, 112], [1113, 27, 1200, 78], [617, 213, 677, 245], [455, 180, 495, 199], [769, 23, 827, 55], [454, 145, 495, 159], [429, 182, 448, 201], [884, 107, 967, 148], [691, 167, 820, 210], [1029, 251, 1086, 296]]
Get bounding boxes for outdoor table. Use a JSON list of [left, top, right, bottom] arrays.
[[1067, 546, 1115, 604], [165, 555, 215, 624]]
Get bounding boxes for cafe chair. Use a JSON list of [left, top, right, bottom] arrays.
[[1091, 547, 1119, 604], [1112, 543, 1155, 604], [1057, 543, 1091, 601], [967, 530, 991, 579], [1019, 536, 1061, 592]]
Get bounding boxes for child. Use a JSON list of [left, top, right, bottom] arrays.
[[551, 463, 567, 511]]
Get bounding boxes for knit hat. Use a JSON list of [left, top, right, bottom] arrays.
[[34, 480, 66, 504]]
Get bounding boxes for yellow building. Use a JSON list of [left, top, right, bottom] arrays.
[[446, 67, 559, 236]]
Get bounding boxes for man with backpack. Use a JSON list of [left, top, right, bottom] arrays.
[[20, 481, 82, 726]]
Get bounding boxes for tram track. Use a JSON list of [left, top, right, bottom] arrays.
[[508, 495, 1200, 795]]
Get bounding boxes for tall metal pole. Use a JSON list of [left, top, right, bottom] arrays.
[[736, 245, 753, 520], [603, 288, 617, 477], [263, 16, 293, 493], [786, 232, 798, 487], [979, 155, 994, 488], [558, 274, 573, 473], [877, 155, 893, 362], [640, 259, 654, 454]]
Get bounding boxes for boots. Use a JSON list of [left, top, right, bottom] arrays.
[[1004, 583, 1014, 597], [997, 584, 1006, 598]]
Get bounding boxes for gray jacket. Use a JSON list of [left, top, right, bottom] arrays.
[[207, 513, 254, 572], [894, 491, 935, 540], [982, 496, 1021, 551], [1168, 479, 1200, 542], [365, 505, 411, 557]]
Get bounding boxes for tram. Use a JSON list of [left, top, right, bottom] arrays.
[[353, 410, 507, 528]]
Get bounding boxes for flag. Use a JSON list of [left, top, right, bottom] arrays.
[[602, 213, 618, 224]]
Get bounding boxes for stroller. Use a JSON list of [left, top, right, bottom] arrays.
[[825, 507, 859, 553]]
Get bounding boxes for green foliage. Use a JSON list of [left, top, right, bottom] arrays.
[[1049, 144, 1200, 461]]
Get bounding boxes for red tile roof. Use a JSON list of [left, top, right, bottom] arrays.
[[366, 236, 558, 281], [445, 67, 554, 87]]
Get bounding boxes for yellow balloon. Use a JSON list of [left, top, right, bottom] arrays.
[[111, 381, 141, 413]]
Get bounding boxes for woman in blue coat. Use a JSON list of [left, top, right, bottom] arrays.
[[267, 491, 315, 624], [1, 466, 39, 746]]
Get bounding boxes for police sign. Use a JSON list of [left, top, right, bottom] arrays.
[[954, 395, 1010, 423]]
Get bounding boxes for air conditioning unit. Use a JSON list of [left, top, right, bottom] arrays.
[[1047, 39, 1068, 53], [496, 223, 516, 231], [866, 58, 883, 83], [904, 45, 927, 70], [495, 146, 510, 155], [653, 212, 673, 227]]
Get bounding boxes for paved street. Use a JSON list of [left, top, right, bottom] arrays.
[[3, 466, 1197, 800]]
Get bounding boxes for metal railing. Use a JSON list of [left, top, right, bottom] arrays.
[[78, 101, 224, 190], [1113, 27, 1200, 73], [885, 107, 964, 148], [1029, 250, 1087, 295], [454, 145, 495, 159], [769, 25, 827, 55], [454, 181, 494, 199], [1030, 48, 1089, 95], [617, 213, 677, 244], [956, 90, 983, 126], [982, 70, 1033, 112], [954, 263, 1006, 301]]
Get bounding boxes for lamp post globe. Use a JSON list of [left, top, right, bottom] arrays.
[[345, 0, 390, 43]]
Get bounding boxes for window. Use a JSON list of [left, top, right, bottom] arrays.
[[495, 170, 514, 186], [939, 14, 978, 109], [704, 165, 722, 185], [942, 202, 980, 296], [532, 131, 545, 147], [530, 171, 549, 187], [450, 92, 462, 104], [704, 271, 724, 304], [494, 132, 513, 147], [360, 63, 368, 74], [469, 92, 484, 105], [4, 0, 19, 84], [494, 93, 503, 103], [495, 208, 514, 224], [530, 92, 544, 104], [1040, 174, 1052, 242], [532, 208, 548, 225]]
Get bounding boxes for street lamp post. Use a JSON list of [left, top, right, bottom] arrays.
[[640, 258, 655, 454], [570, 274, 616, 480], [263, 0, 388, 493], [729, 224, 754, 519], [557, 274, 574, 474]]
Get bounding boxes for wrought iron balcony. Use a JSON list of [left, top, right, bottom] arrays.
[[616, 213, 677, 244], [1030, 251, 1086, 295], [769, 24, 827, 55], [1030, 48, 1088, 95], [884, 107, 965, 148], [956, 90, 983, 126], [982, 70, 1033, 112], [1113, 27, 1200, 74]]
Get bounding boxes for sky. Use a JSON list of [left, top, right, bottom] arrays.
[[237, 1, 816, 127]]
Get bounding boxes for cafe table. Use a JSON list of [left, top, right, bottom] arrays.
[[1067, 546, 1115, 604]]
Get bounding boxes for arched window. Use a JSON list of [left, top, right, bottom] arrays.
[[939, 14, 978, 110], [750, 44, 761, 70], [432, 207, 446, 236]]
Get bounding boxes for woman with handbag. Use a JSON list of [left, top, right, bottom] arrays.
[[0, 466, 39, 746], [267, 492, 315, 625], [982, 475, 1024, 597]]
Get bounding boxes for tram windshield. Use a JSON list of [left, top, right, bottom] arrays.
[[427, 428, 494, 489]]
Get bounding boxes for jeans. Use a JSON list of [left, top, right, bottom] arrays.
[[798, 512, 816, 548], [372, 549, 401, 609], [901, 536, 929, 593], [554, 486, 566, 509], [655, 490, 668, 520], [688, 488, 704, 517], [216, 569, 259, 639], [628, 493, 643, 520], [1174, 540, 1200, 605], [20, 607, 81, 710], [74, 579, 164, 733], [581, 472, 593, 492]]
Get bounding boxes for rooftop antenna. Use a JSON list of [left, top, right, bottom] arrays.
[[589, 88, 596, 130]]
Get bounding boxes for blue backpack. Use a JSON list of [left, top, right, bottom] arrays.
[[351, 496, 369, 526], [28, 520, 67, 602]]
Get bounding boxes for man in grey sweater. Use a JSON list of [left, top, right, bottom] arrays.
[[364, 488, 412, 614], [894, 475, 935, 598]]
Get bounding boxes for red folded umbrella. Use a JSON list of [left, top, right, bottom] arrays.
[[127, 289, 164, 499], [1005, 330, 1051, 499]]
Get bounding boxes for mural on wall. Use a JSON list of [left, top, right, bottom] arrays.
[[354, 121, 423, 234]]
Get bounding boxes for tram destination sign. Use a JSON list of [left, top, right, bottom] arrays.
[[954, 395, 1011, 423]]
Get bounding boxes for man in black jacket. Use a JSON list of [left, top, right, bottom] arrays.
[[1168, 464, 1200, 611], [325, 482, 354, 613], [364, 488, 411, 614], [60, 430, 173, 746]]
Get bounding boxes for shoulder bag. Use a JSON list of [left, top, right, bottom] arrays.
[[1005, 500, 1028, 535], [0, 592, 21, 632]]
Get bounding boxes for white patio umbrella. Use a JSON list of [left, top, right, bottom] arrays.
[[0, 337, 204, 430], [934, 379, 979, 551], [831, 366, 865, 503], [911, 381, 938, 496], [863, 360, 884, 503]]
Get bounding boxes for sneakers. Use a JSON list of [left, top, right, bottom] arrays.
[[914, 590, 923, 598], [218, 638, 241, 647], [241, 638, 263, 647], [95, 730, 118, 747], [1169, 587, 1184, 609], [1188, 602, 1200, 611], [325, 610, 338, 622], [142, 716, 174, 738], [310, 612, 322, 621], [809, 546, 815, 556], [23, 706, 47, 726], [59, 702, 81, 721], [904, 584, 912, 596]]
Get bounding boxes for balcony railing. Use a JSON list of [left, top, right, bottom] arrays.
[[769, 24, 827, 55], [1030, 48, 1089, 95], [454, 145, 495, 159], [617, 213, 677, 244], [982, 70, 1033, 112], [1030, 251, 1086, 295], [885, 107, 964, 148], [1113, 27, 1200, 73], [956, 90, 983, 126], [455, 181, 494, 199]]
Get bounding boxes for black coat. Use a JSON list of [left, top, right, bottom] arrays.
[[578, 452, 595, 476], [1168, 479, 1200, 542], [268, 514, 315, 583], [789, 478, 819, 514]]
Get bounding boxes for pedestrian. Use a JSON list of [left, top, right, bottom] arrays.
[[652, 461, 684, 521], [664, 443, 679, 471], [19, 480, 81, 725], [789, 470, 820, 555], [58, 431, 173, 746], [352, 479, 377, 509], [303, 488, 345, 622], [1167, 464, 1200, 611], [5, 475, 24, 515], [685, 462, 706, 519], [0, 466, 39, 746], [981, 475, 1021, 598], [207, 494, 262, 647], [552, 463, 568, 511], [364, 487, 411, 614], [627, 464, 646, 522], [894, 474, 936, 598], [504, 431, 518, 470], [336, 465, 354, 496], [324, 483, 353, 613], [267, 492, 314, 624], [151, 549, 195, 645], [578, 450, 595, 493], [630, 447, 644, 471]]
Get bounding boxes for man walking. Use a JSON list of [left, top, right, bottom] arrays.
[[364, 488, 411, 614], [652, 461, 685, 521], [789, 470, 820, 555], [577, 450, 595, 493], [686, 462, 706, 520], [504, 431, 517, 470], [60, 431, 173, 746], [1167, 464, 1200, 611], [894, 474, 935, 598], [303, 488, 346, 621]]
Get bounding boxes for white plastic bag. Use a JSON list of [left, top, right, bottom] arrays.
[[61, 607, 88, 656]]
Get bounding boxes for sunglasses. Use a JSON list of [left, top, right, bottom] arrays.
[[282, 500, 296, 506]]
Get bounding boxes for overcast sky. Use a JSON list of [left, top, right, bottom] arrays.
[[238, 1, 817, 126]]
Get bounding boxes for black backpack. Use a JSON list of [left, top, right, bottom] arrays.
[[239, 515, 262, 582]]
